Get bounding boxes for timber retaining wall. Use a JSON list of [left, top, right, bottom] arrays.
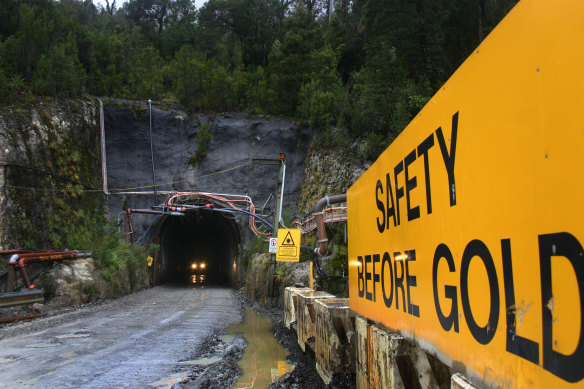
[[284, 287, 478, 388]]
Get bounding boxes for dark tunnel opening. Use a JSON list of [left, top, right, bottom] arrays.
[[158, 210, 240, 287]]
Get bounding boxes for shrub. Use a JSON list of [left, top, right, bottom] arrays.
[[189, 121, 213, 168], [0, 66, 8, 103], [364, 132, 388, 161]]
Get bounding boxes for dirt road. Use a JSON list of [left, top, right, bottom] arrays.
[[0, 285, 241, 388]]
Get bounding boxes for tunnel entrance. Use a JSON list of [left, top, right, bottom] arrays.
[[157, 210, 240, 286]]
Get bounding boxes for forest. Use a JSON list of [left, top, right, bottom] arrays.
[[0, 0, 517, 158]]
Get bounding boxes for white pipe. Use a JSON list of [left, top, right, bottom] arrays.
[[98, 98, 109, 195]]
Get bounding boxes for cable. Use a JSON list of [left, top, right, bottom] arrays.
[[214, 208, 274, 230], [136, 215, 161, 244], [4, 161, 253, 194]]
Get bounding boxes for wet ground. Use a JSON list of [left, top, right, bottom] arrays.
[[0, 285, 241, 388], [0, 286, 353, 389]]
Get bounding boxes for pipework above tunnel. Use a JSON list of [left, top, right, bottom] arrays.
[[157, 209, 241, 286], [124, 191, 273, 287]]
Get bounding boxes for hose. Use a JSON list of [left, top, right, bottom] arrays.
[[136, 215, 161, 244]]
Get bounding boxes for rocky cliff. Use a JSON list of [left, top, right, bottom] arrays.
[[0, 97, 102, 249], [103, 101, 313, 237], [1, 98, 368, 251]]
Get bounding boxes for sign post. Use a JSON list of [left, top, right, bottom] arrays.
[[347, 1, 584, 387], [252, 154, 286, 297]]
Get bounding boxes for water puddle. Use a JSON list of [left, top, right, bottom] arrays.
[[227, 306, 294, 389]]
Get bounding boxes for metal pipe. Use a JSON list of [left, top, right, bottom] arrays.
[[98, 98, 109, 195], [148, 99, 158, 204], [19, 266, 32, 289], [128, 209, 165, 215], [0, 312, 47, 323], [13, 250, 91, 261], [110, 191, 174, 196], [7, 251, 91, 290], [0, 249, 36, 256], [124, 209, 135, 244], [313, 194, 347, 256]]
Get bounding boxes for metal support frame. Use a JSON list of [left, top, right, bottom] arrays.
[[5, 251, 91, 291], [252, 153, 286, 297]]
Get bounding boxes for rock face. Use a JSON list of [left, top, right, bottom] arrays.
[[0, 97, 101, 249], [297, 132, 370, 216], [103, 103, 313, 235], [0, 98, 315, 246], [49, 258, 97, 306]]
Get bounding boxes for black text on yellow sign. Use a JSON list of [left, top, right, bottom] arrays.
[[276, 229, 301, 262], [347, 0, 584, 387]]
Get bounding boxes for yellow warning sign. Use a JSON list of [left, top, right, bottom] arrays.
[[347, 0, 584, 388], [277, 360, 287, 376], [276, 229, 301, 262]]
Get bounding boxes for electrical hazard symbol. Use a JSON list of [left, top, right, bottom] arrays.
[[276, 228, 301, 262]]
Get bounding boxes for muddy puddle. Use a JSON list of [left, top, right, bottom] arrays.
[[227, 306, 294, 388]]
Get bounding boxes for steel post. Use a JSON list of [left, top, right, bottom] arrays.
[[252, 154, 286, 298], [268, 154, 286, 297]]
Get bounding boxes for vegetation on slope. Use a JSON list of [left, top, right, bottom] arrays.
[[0, 0, 517, 159]]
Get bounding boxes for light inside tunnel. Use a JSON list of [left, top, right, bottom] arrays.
[[158, 209, 240, 286]]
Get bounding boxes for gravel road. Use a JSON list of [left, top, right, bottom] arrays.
[[0, 285, 242, 388]]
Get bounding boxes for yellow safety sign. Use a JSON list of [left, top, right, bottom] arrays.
[[277, 360, 287, 376], [276, 229, 301, 262], [347, 0, 584, 388]]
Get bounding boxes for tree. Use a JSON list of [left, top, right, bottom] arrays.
[[105, 0, 117, 15], [32, 34, 86, 97], [125, 0, 171, 34], [268, 9, 322, 114], [199, 0, 280, 67]]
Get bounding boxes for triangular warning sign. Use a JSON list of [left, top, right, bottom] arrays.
[[281, 231, 295, 246], [276, 228, 300, 262]]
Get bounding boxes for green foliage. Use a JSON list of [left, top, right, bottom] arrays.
[[0, 66, 7, 103], [0, 0, 518, 144], [243, 235, 268, 266], [38, 274, 58, 301], [32, 36, 86, 97], [364, 132, 388, 161], [188, 121, 213, 168], [274, 264, 289, 283], [129, 46, 164, 99], [169, 46, 246, 112], [88, 221, 151, 294], [326, 244, 348, 275], [244, 67, 276, 114]]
